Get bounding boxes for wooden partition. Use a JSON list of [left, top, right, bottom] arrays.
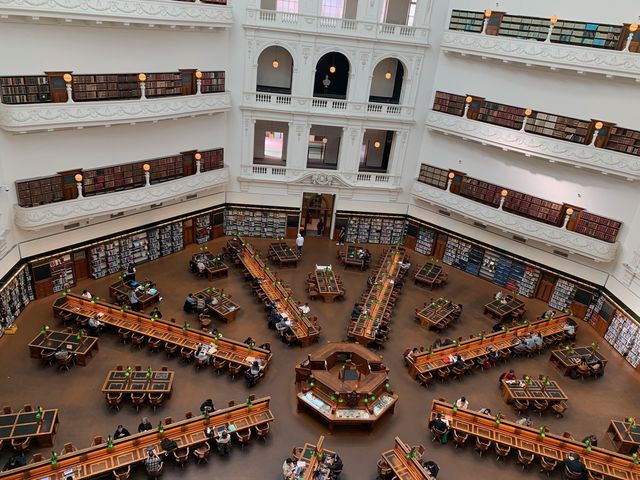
[[380, 437, 432, 479]]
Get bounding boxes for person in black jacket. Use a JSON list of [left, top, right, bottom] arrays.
[[114, 424, 130, 439], [138, 417, 153, 433], [562, 453, 587, 479], [200, 398, 215, 414], [428, 413, 449, 433]]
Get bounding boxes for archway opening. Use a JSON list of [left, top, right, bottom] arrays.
[[313, 52, 350, 99], [257, 46, 294, 94], [369, 58, 404, 104]]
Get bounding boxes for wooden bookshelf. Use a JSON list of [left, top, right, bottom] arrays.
[[551, 19, 624, 50], [83, 163, 145, 195], [604, 126, 640, 156], [201, 71, 225, 93], [148, 155, 183, 182], [477, 100, 526, 130], [0, 75, 50, 104], [498, 14, 549, 41], [146, 72, 182, 97], [502, 191, 564, 226], [0, 266, 35, 329], [417, 164, 449, 189], [448, 10, 484, 33], [16, 175, 65, 207], [72, 73, 140, 102], [200, 148, 225, 171], [459, 177, 501, 207], [524, 111, 591, 144], [432, 91, 466, 116], [575, 212, 621, 243]]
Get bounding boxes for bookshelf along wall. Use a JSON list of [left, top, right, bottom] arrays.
[[200, 148, 225, 172], [605, 310, 640, 367], [432, 91, 466, 116], [503, 191, 564, 226], [448, 10, 484, 32], [551, 20, 623, 49], [0, 266, 34, 330], [548, 278, 577, 311], [342, 215, 406, 244], [224, 208, 288, 238], [459, 177, 501, 207], [498, 15, 549, 41], [525, 112, 591, 144], [146, 72, 182, 97], [417, 164, 448, 190], [195, 214, 212, 244], [477, 101, 525, 130], [73, 74, 139, 101], [16, 176, 64, 207], [201, 71, 225, 93], [414, 227, 435, 255], [0, 75, 50, 105]]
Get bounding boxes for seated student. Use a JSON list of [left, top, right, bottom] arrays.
[[478, 407, 491, 415], [200, 398, 215, 414], [494, 291, 503, 301], [428, 413, 449, 433], [275, 315, 292, 332], [582, 434, 598, 447], [422, 460, 439, 478], [400, 261, 412, 273], [282, 458, 295, 479], [144, 447, 163, 473], [431, 339, 443, 350], [405, 347, 419, 363], [449, 354, 465, 370], [245, 360, 265, 386], [114, 424, 130, 439], [81, 290, 92, 300], [454, 396, 469, 409], [195, 344, 210, 364], [183, 293, 197, 313], [189, 258, 198, 273], [88, 315, 104, 335], [138, 417, 153, 433], [503, 369, 517, 381], [244, 337, 255, 346], [441, 338, 453, 346], [299, 303, 311, 315], [330, 454, 343, 475], [293, 459, 307, 477], [2, 452, 26, 471], [513, 336, 529, 352], [532, 331, 543, 348], [516, 416, 533, 427], [54, 346, 73, 362], [562, 452, 587, 479], [150, 307, 163, 319], [542, 308, 556, 319], [492, 321, 504, 332], [197, 260, 206, 275], [216, 430, 231, 454]]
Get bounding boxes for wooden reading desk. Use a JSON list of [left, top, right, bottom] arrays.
[[414, 263, 443, 289], [233, 237, 320, 345], [109, 279, 160, 310], [430, 399, 640, 480], [293, 436, 339, 480], [415, 298, 457, 330], [607, 420, 640, 454], [53, 294, 271, 372], [407, 315, 569, 379], [269, 241, 298, 267], [0, 398, 274, 480], [102, 369, 174, 396], [192, 252, 229, 279], [501, 379, 568, 405], [193, 287, 241, 322], [484, 296, 525, 321], [0, 409, 59, 448], [28, 330, 99, 366], [340, 245, 366, 270], [381, 437, 434, 480], [549, 346, 608, 376], [312, 268, 342, 303]]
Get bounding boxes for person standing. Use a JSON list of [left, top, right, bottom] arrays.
[[128, 288, 140, 312], [316, 218, 324, 236], [296, 233, 304, 256]]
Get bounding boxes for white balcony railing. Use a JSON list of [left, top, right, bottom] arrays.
[[0, 92, 232, 133], [425, 110, 640, 181], [0, 0, 233, 29], [14, 167, 230, 230], [244, 92, 414, 123], [411, 181, 618, 263], [441, 31, 640, 80], [245, 8, 429, 45]]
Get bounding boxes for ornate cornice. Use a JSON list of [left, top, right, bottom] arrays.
[[411, 181, 618, 263], [441, 31, 640, 80], [0, 93, 232, 133], [14, 167, 229, 230], [0, 0, 232, 28], [425, 110, 640, 181]]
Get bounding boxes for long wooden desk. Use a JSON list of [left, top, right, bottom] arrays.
[[484, 296, 525, 321], [293, 436, 339, 480], [415, 298, 457, 330], [101, 369, 174, 395], [348, 245, 406, 346], [269, 241, 298, 267], [53, 294, 271, 371], [233, 237, 320, 345], [381, 437, 433, 480], [414, 263, 443, 289], [0, 409, 59, 447], [430, 399, 640, 480], [340, 244, 366, 269], [549, 346, 608, 376], [193, 287, 241, 322], [109, 279, 160, 310], [407, 315, 569, 379], [0, 398, 275, 480], [312, 268, 342, 303], [501, 379, 568, 404], [608, 420, 640, 454], [192, 252, 229, 279], [28, 330, 99, 366]]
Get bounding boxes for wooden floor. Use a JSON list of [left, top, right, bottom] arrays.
[[1, 236, 638, 479]]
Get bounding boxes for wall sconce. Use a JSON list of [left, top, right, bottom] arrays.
[[464, 96, 473, 117], [272, 59, 279, 69], [195, 70, 203, 95], [384, 71, 392, 80], [138, 73, 147, 82], [564, 208, 574, 228], [546, 16, 559, 42], [447, 171, 455, 190], [628, 24, 640, 51], [329, 65, 336, 74], [74, 174, 83, 198], [550, 16, 558, 24], [143, 163, 151, 187], [138, 73, 147, 100], [373, 141, 381, 149], [484, 9, 492, 17], [521, 108, 533, 131], [195, 152, 202, 174], [63, 73, 74, 103], [499, 189, 508, 210], [591, 121, 604, 146]]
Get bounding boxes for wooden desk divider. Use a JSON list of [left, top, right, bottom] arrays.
[[0, 398, 274, 480], [380, 437, 433, 479], [429, 399, 640, 480]]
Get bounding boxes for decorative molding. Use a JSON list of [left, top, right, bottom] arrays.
[[0, 93, 232, 133], [13, 167, 229, 230], [244, 8, 430, 47], [425, 110, 640, 181], [0, 0, 233, 29], [411, 181, 618, 263], [441, 31, 640, 81]]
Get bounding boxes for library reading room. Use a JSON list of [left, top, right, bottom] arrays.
[[1, 0, 640, 479]]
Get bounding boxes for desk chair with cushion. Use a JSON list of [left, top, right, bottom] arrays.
[[164, 343, 178, 359], [117, 329, 131, 344], [60, 443, 76, 455], [513, 399, 529, 414], [91, 436, 103, 446], [587, 471, 605, 480], [228, 362, 244, 380], [533, 400, 549, 416], [254, 422, 270, 441], [180, 347, 194, 363], [236, 429, 251, 449], [416, 371, 434, 388], [430, 426, 447, 443], [377, 458, 393, 479], [193, 442, 211, 464], [113, 465, 131, 480], [564, 466, 585, 480], [495, 443, 511, 462], [452, 429, 468, 448], [173, 447, 189, 468], [57, 353, 74, 372], [474, 437, 491, 457], [539, 457, 557, 477], [131, 393, 147, 412], [106, 393, 123, 411], [436, 367, 450, 383], [194, 356, 209, 370], [552, 401, 568, 418], [30, 453, 44, 464], [40, 350, 56, 367], [148, 338, 163, 353], [11, 437, 31, 452], [148, 393, 164, 412], [516, 450, 535, 470], [212, 358, 226, 375]]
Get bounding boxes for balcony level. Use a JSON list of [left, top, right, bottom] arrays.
[[0, 0, 232, 29]]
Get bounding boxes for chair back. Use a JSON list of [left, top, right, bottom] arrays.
[[92, 436, 104, 446]]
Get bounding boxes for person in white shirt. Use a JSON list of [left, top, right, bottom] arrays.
[[282, 458, 295, 479], [296, 233, 304, 255], [495, 291, 503, 301], [299, 303, 311, 315], [81, 290, 92, 300], [88, 316, 104, 334], [455, 396, 469, 409]]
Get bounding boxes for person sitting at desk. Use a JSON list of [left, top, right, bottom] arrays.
[[299, 303, 311, 315], [200, 398, 215, 414], [189, 258, 198, 273], [244, 337, 255, 346], [275, 314, 292, 332], [503, 369, 517, 381], [542, 308, 556, 319], [448, 354, 465, 370], [245, 360, 265, 387], [494, 291, 503, 301], [282, 458, 295, 479], [478, 407, 491, 415], [428, 413, 450, 433], [197, 260, 206, 275], [88, 315, 104, 335], [405, 347, 419, 363], [81, 290, 92, 300], [54, 346, 73, 362], [454, 396, 469, 409], [492, 321, 504, 332], [114, 424, 130, 439], [138, 417, 153, 432], [183, 293, 197, 313], [128, 289, 140, 312], [582, 434, 598, 447], [422, 460, 439, 478], [293, 459, 307, 477], [216, 430, 231, 455], [150, 307, 162, 319], [513, 335, 530, 352], [330, 454, 343, 476], [351, 303, 362, 318], [144, 447, 163, 474], [516, 416, 533, 427], [195, 344, 210, 364], [562, 452, 587, 480], [400, 261, 412, 273], [532, 331, 543, 348], [227, 244, 239, 256], [2, 452, 26, 471]]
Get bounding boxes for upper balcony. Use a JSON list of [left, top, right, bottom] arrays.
[[244, 8, 429, 46], [0, 69, 230, 133], [0, 0, 232, 30], [442, 10, 640, 80]]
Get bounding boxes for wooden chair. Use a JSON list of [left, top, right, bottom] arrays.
[[194, 356, 209, 370], [148, 393, 164, 412], [539, 457, 557, 477], [91, 436, 103, 446], [148, 338, 163, 353], [131, 393, 146, 412], [474, 437, 491, 457], [40, 350, 56, 366], [452, 367, 466, 381], [416, 372, 433, 388], [20, 404, 33, 413], [284, 331, 298, 346], [254, 422, 270, 441], [30, 453, 44, 464], [452, 429, 468, 448], [564, 466, 585, 480], [116, 365, 124, 371], [2, 406, 11, 414], [185, 411, 193, 419], [577, 363, 590, 380], [552, 401, 568, 418], [436, 367, 450, 383], [117, 328, 131, 344], [180, 347, 194, 363], [430, 427, 447, 443], [587, 471, 605, 480], [11, 436, 31, 452], [145, 462, 163, 478], [164, 342, 178, 359], [173, 447, 189, 468], [228, 362, 243, 380], [495, 443, 511, 462], [516, 450, 535, 470], [533, 400, 549, 416], [163, 417, 173, 426], [60, 442, 76, 455], [513, 399, 529, 414], [113, 465, 131, 480], [193, 442, 211, 464], [106, 393, 123, 411], [212, 358, 226, 375], [377, 458, 393, 479], [236, 429, 251, 449], [57, 354, 74, 372], [589, 363, 604, 378]]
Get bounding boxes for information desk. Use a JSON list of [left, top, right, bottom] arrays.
[[232, 237, 320, 345], [109, 279, 160, 310], [53, 294, 271, 372], [607, 420, 640, 454], [414, 263, 443, 289], [348, 245, 406, 346], [28, 330, 99, 366], [102, 369, 174, 395], [484, 297, 525, 321], [430, 399, 640, 480], [293, 436, 339, 480], [501, 379, 568, 405], [193, 287, 240, 322], [407, 315, 569, 379], [549, 346, 608, 376], [269, 242, 298, 267], [192, 252, 228, 280], [0, 398, 275, 480], [415, 298, 457, 330], [295, 343, 398, 431], [312, 268, 342, 303], [0, 409, 58, 447], [381, 437, 433, 480]]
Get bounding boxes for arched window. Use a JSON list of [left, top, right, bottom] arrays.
[[257, 46, 294, 94], [313, 52, 350, 99]]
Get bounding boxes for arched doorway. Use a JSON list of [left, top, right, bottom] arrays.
[[369, 58, 404, 104], [313, 52, 350, 99], [256, 46, 294, 94]]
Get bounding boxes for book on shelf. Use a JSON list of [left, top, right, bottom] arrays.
[[415, 227, 435, 256], [448, 10, 484, 33], [1, 75, 51, 105], [224, 208, 287, 238], [0, 266, 35, 328], [497, 15, 549, 41], [548, 278, 577, 311], [524, 112, 591, 144], [417, 164, 449, 190], [432, 91, 466, 116]]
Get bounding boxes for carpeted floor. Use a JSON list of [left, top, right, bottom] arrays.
[[0, 235, 638, 479]]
